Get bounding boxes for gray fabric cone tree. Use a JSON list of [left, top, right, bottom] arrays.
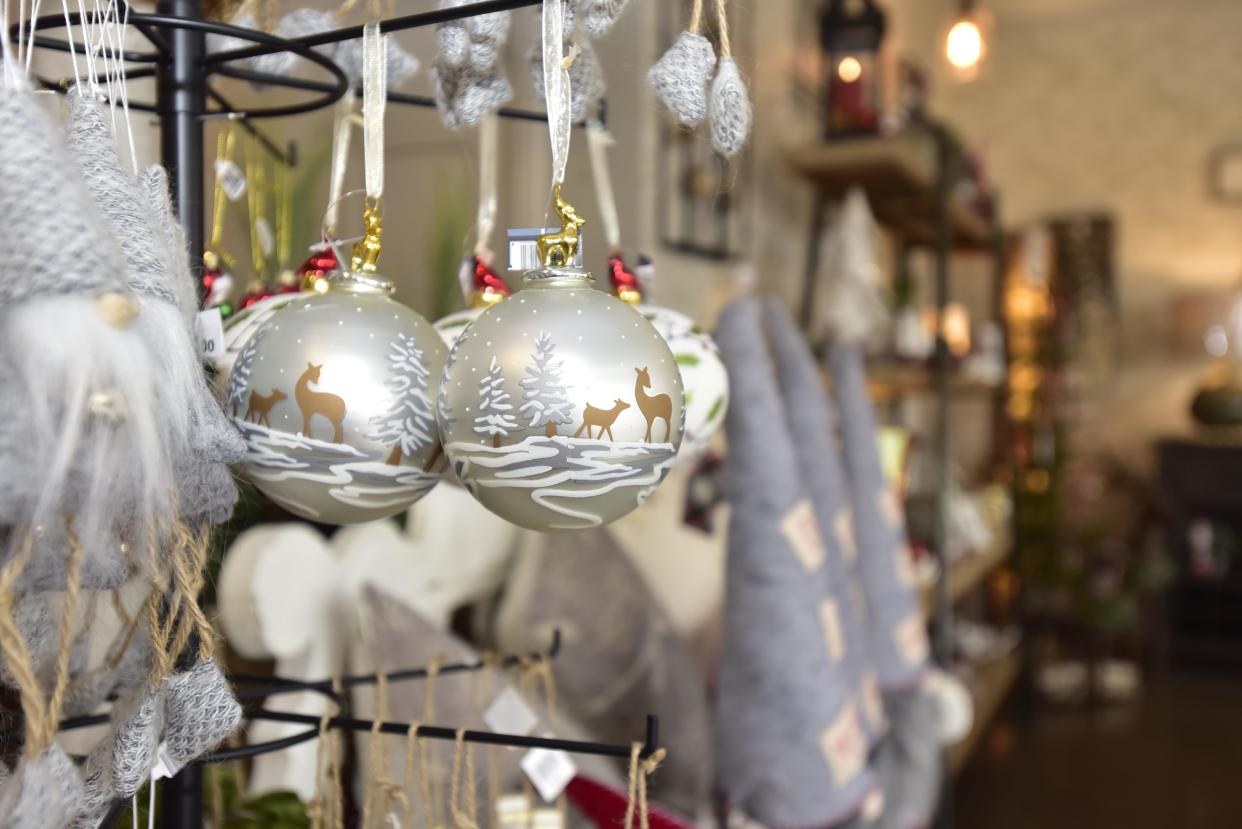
[[714, 298, 875, 828], [495, 528, 713, 818], [762, 298, 889, 747]]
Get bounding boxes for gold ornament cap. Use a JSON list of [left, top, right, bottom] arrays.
[[536, 185, 587, 270]]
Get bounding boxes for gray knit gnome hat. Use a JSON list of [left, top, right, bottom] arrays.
[[714, 297, 875, 828], [762, 298, 889, 746], [828, 341, 930, 692], [64, 92, 244, 526]]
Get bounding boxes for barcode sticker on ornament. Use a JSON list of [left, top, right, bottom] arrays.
[[150, 741, 184, 781], [521, 744, 577, 802], [214, 158, 247, 201], [780, 498, 825, 573], [484, 687, 539, 737], [255, 217, 275, 257], [507, 227, 583, 272], [195, 307, 225, 365]]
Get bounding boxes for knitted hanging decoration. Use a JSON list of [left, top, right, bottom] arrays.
[[648, 0, 716, 128], [432, 0, 513, 128], [530, 35, 605, 123], [161, 658, 242, 770], [762, 298, 888, 746], [714, 298, 875, 828], [706, 0, 751, 158], [580, 0, 632, 39]]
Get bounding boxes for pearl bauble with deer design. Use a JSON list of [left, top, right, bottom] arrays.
[[224, 274, 448, 525], [437, 266, 685, 531]]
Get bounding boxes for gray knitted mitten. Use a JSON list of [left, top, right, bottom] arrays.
[[648, 31, 716, 127], [714, 298, 874, 828], [0, 745, 83, 829], [334, 32, 420, 88], [709, 57, 752, 158], [73, 684, 164, 827], [162, 659, 242, 768]]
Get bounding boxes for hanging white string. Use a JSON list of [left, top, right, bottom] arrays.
[[0, 0, 18, 88], [75, 0, 98, 94], [541, 0, 572, 189], [24, 0, 44, 76], [115, 0, 139, 172], [361, 21, 386, 202], [60, 0, 83, 95], [325, 88, 357, 235], [586, 119, 620, 254], [474, 112, 498, 261]]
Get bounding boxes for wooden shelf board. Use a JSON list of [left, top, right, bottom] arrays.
[[867, 363, 1001, 402], [921, 535, 1011, 619], [948, 647, 1023, 776], [784, 136, 993, 248]]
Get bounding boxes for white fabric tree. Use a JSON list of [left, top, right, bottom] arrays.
[[369, 333, 435, 464], [519, 331, 574, 437], [818, 187, 888, 345], [474, 356, 519, 447], [227, 331, 263, 418]]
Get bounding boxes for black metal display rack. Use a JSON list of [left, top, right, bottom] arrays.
[[13, 2, 659, 827]]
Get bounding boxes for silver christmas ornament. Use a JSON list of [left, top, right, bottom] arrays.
[[437, 190, 684, 531], [225, 208, 447, 524]]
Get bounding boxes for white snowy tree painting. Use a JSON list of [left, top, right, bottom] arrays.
[[227, 330, 264, 418], [368, 333, 436, 465], [519, 331, 574, 437], [473, 356, 519, 448]]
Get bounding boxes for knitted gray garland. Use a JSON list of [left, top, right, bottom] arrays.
[[0, 745, 83, 829], [433, 0, 513, 129], [530, 36, 605, 123]]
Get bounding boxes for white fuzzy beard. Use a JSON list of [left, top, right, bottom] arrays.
[[0, 295, 178, 586]]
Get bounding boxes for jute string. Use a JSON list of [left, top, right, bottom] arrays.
[[402, 720, 426, 829], [309, 676, 346, 829], [0, 518, 86, 759], [688, 0, 705, 36], [713, 0, 732, 57], [422, 657, 447, 829], [449, 727, 479, 829], [362, 668, 407, 829], [623, 743, 667, 829], [480, 653, 502, 829]]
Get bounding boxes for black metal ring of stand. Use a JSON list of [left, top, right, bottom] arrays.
[[11, 7, 350, 119]]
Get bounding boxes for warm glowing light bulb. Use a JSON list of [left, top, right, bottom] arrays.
[[837, 55, 863, 83], [946, 18, 984, 70]]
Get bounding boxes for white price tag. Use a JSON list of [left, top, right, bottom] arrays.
[[484, 687, 540, 737], [214, 159, 247, 201], [195, 307, 225, 365], [255, 217, 275, 257], [149, 741, 184, 781], [520, 744, 576, 802]]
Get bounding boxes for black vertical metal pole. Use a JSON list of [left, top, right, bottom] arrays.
[[800, 192, 830, 331], [155, 2, 207, 825], [932, 126, 955, 829], [157, 0, 206, 280]]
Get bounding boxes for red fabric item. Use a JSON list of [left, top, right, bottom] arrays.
[[472, 255, 510, 297], [565, 775, 694, 829], [608, 254, 640, 298]]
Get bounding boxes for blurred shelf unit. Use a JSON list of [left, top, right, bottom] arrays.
[[785, 132, 994, 250], [865, 361, 1001, 403], [948, 647, 1023, 776], [920, 533, 1012, 620]]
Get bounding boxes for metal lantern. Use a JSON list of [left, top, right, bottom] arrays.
[[821, 0, 887, 138]]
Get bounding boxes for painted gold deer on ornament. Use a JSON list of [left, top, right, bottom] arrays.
[[536, 186, 587, 268], [574, 400, 631, 441], [635, 367, 672, 444], [296, 363, 346, 443], [244, 389, 286, 427]]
